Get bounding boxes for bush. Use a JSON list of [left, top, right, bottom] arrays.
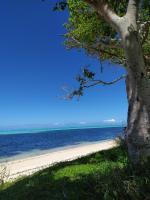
[[0, 165, 9, 185]]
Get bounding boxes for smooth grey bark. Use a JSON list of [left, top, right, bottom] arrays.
[[125, 69, 150, 164], [119, 13, 150, 164]]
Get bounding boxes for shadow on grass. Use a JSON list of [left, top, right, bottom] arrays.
[[0, 147, 150, 200]]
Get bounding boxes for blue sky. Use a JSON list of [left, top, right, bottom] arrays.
[[0, 0, 127, 128]]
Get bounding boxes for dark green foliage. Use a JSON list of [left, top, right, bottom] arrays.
[[53, 1, 68, 11], [65, 0, 120, 61], [83, 68, 95, 79], [0, 145, 150, 200], [58, 0, 149, 99], [67, 67, 96, 99], [64, 0, 150, 70], [53, 0, 150, 75], [140, 0, 150, 20]]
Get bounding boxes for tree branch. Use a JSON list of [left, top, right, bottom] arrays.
[[84, 0, 122, 32], [65, 74, 126, 100], [126, 0, 140, 26], [83, 74, 127, 88]]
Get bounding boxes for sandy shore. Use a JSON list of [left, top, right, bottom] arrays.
[[0, 139, 117, 181]]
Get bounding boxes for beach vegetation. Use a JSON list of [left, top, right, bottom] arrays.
[[0, 165, 9, 186], [0, 144, 150, 200]]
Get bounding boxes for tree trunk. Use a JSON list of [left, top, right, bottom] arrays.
[[85, 0, 150, 165], [122, 27, 150, 165], [126, 70, 150, 165]]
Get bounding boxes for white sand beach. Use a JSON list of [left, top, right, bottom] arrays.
[[0, 139, 117, 181]]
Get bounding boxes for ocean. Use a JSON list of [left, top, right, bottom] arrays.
[[0, 126, 123, 162]]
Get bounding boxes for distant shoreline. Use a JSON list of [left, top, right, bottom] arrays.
[[0, 125, 124, 135]]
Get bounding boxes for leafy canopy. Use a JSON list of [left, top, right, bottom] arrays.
[[63, 0, 150, 67], [53, 0, 150, 98]]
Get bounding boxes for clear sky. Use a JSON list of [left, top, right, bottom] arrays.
[[0, 0, 127, 128]]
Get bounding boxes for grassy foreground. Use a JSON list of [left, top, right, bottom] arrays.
[[0, 145, 150, 200]]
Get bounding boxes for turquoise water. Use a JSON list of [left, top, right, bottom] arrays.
[[0, 125, 123, 135]]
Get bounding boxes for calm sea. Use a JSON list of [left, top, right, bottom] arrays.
[[0, 127, 123, 162]]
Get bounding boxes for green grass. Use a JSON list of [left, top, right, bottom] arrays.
[[0, 145, 150, 200]]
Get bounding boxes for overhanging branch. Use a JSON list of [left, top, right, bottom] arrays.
[[66, 74, 127, 100], [83, 74, 127, 88]]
